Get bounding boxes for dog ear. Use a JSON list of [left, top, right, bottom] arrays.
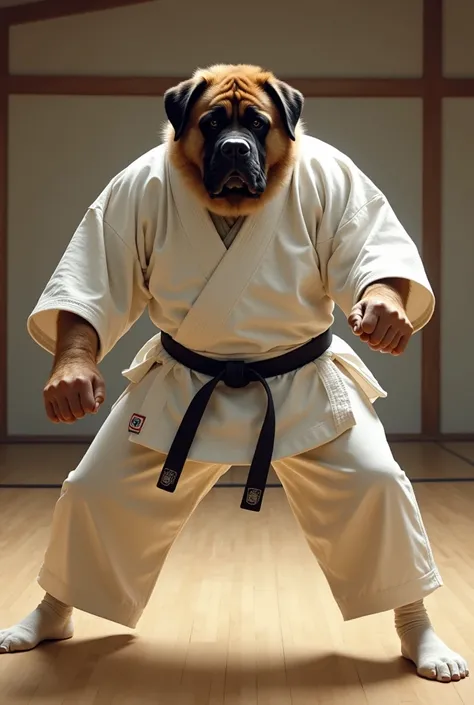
[[164, 77, 208, 141], [262, 79, 304, 141]]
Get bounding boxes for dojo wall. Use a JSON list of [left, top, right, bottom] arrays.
[[441, 3, 474, 434], [4, 0, 473, 437]]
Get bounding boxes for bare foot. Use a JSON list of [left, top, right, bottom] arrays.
[[0, 593, 74, 653], [395, 600, 469, 682]]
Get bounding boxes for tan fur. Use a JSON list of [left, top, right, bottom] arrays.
[[163, 64, 303, 217]]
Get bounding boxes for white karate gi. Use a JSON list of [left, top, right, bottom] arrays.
[[27, 134, 442, 627]]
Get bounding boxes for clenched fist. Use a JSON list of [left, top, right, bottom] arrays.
[[348, 280, 413, 355], [43, 358, 106, 424]]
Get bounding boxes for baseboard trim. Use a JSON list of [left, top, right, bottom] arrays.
[[2, 433, 474, 445], [2, 478, 474, 490]]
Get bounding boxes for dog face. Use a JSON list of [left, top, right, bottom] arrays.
[[163, 64, 304, 216]]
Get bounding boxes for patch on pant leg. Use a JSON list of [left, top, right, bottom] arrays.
[[129, 413, 146, 434]]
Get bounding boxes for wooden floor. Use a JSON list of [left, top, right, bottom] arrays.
[[1, 440, 474, 486], [0, 443, 474, 704]]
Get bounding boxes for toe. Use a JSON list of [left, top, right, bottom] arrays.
[[437, 662, 452, 682], [0, 636, 29, 654], [0, 638, 12, 653], [417, 661, 438, 680], [0, 632, 9, 653], [448, 661, 461, 681]]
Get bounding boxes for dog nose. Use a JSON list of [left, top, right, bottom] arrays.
[[220, 138, 251, 158]]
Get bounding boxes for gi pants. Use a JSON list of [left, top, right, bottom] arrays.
[[37, 371, 442, 628]]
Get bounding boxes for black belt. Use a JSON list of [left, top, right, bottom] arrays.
[[157, 329, 332, 512]]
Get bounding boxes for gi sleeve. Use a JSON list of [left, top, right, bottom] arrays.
[[27, 204, 151, 363], [321, 194, 435, 333]]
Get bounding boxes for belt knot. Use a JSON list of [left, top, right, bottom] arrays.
[[223, 360, 250, 388]]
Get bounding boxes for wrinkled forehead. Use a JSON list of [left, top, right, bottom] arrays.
[[199, 74, 273, 118]]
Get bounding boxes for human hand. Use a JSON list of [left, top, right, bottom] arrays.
[[43, 357, 106, 423], [348, 292, 413, 355]]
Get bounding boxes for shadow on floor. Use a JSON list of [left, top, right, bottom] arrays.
[[1, 633, 419, 703]]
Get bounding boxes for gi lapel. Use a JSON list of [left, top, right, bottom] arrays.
[[168, 159, 292, 349], [167, 160, 227, 282]]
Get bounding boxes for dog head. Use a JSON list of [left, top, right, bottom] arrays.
[[163, 64, 304, 216]]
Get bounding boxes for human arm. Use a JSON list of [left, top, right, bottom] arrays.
[[319, 187, 434, 354], [28, 180, 152, 421], [43, 311, 106, 424]]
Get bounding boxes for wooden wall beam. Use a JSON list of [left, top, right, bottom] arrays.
[[8, 75, 474, 99], [0, 18, 8, 442], [8, 75, 426, 98], [2, 0, 154, 26], [442, 78, 474, 97], [421, 0, 443, 437]]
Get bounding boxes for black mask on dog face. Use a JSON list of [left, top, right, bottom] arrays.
[[200, 105, 269, 200]]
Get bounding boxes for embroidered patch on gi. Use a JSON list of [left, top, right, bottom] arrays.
[[245, 488, 262, 506], [129, 413, 146, 434]]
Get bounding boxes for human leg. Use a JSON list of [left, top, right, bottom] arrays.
[[1, 380, 229, 652], [272, 371, 468, 681]]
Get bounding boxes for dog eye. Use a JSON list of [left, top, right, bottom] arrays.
[[210, 119, 219, 129], [252, 119, 263, 129]]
